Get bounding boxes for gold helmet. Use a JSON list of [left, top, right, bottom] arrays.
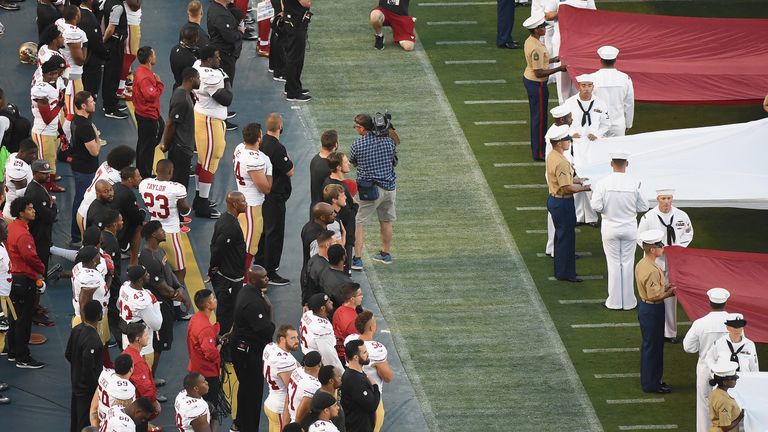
[[19, 42, 39, 65]]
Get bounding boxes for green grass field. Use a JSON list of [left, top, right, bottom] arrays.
[[412, 0, 768, 430], [302, 0, 768, 430]]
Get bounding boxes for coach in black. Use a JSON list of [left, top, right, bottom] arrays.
[[78, 0, 109, 99], [25, 160, 58, 272], [209, 191, 247, 335], [101, 0, 128, 119], [66, 300, 104, 432], [109, 166, 145, 264], [208, 0, 243, 86], [283, 0, 312, 102], [229, 265, 275, 432], [255, 113, 294, 285]]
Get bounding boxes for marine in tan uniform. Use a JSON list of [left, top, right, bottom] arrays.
[[707, 360, 744, 432], [635, 229, 675, 393]]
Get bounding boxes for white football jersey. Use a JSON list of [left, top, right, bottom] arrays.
[[2, 153, 34, 216], [192, 60, 228, 120], [286, 368, 321, 422], [308, 420, 340, 432], [100, 406, 136, 432], [124, 1, 142, 25], [55, 18, 87, 76], [96, 368, 136, 421], [139, 178, 187, 234], [233, 143, 272, 206], [117, 281, 161, 328], [33, 45, 67, 85], [30, 78, 66, 135], [77, 162, 122, 218], [299, 311, 335, 354], [344, 335, 388, 391], [71, 262, 107, 316], [174, 390, 210, 432], [262, 342, 299, 412]]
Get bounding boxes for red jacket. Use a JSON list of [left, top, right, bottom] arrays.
[[187, 311, 221, 378], [123, 345, 157, 402], [332, 305, 359, 361], [132, 64, 164, 119], [8, 219, 45, 279]]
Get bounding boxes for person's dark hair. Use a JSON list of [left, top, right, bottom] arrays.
[[354, 114, 374, 132], [194, 289, 214, 310], [327, 244, 346, 266], [199, 45, 218, 61], [611, 159, 628, 168], [126, 322, 147, 343], [99, 209, 121, 229], [19, 138, 38, 154], [74, 91, 92, 110], [242, 122, 262, 144], [9, 196, 33, 219], [40, 24, 62, 46], [62, 5, 79, 21], [83, 299, 102, 322], [141, 220, 163, 240], [133, 397, 156, 415], [75, 245, 100, 265], [318, 365, 336, 386], [181, 25, 199, 43], [83, 226, 102, 246], [341, 282, 361, 303], [121, 166, 139, 181], [0, 88, 4, 102], [156, 159, 173, 173], [184, 372, 203, 390], [710, 301, 727, 310], [601, 58, 617, 67], [344, 339, 365, 361], [709, 375, 736, 387], [282, 423, 304, 432], [136, 46, 153, 64], [113, 353, 133, 375], [326, 151, 346, 172], [316, 230, 335, 246], [182, 67, 199, 82], [354, 310, 374, 334], [107, 145, 136, 170], [320, 130, 338, 150]]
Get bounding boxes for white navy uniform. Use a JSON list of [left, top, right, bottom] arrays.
[[299, 310, 344, 373], [591, 68, 635, 137], [96, 368, 136, 421], [707, 334, 759, 373], [683, 310, 729, 432], [174, 389, 210, 432], [565, 94, 609, 224], [590, 172, 649, 310], [638, 205, 693, 337], [543, 0, 596, 102]]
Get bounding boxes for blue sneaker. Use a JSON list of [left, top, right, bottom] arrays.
[[371, 251, 393, 265], [351, 257, 363, 271]]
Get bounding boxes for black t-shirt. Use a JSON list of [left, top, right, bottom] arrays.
[[261, 135, 293, 200], [322, 177, 357, 244], [232, 286, 275, 347], [284, 0, 309, 17], [167, 87, 195, 153], [65, 323, 104, 396], [110, 183, 145, 228], [379, 0, 410, 16], [309, 154, 330, 207], [101, 230, 121, 306], [70, 114, 99, 173], [37, 3, 62, 38], [139, 247, 180, 301], [86, 198, 111, 229], [209, 213, 246, 280], [300, 220, 325, 265], [169, 44, 198, 89]]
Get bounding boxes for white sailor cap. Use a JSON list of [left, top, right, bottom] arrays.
[[545, 124, 571, 141], [609, 152, 630, 160], [638, 229, 664, 246], [724, 313, 747, 328], [707, 287, 730, 304], [523, 14, 546, 29], [711, 360, 739, 378], [550, 105, 570, 119], [597, 45, 620, 60], [656, 189, 675, 197], [576, 74, 594, 83]]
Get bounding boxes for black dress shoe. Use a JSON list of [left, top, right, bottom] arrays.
[[557, 277, 583, 283], [665, 337, 681, 344], [0, 0, 20, 11], [497, 41, 521, 49]]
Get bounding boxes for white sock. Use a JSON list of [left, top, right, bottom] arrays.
[[50, 246, 78, 262], [198, 182, 211, 199], [376, 32, 383, 37], [194, 175, 199, 191], [118, 80, 125, 90]]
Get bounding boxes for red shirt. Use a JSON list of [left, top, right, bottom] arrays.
[[132, 64, 164, 119], [8, 219, 45, 279], [187, 311, 221, 378], [122, 345, 157, 402], [332, 305, 359, 361]]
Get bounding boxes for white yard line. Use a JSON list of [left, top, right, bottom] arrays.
[[583, 348, 639, 353], [594, 373, 641, 379], [474, 120, 526, 125], [455, 79, 507, 85], [418, 1, 495, 5], [549, 275, 603, 281], [527, 228, 582, 234], [504, 184, 547, 189], [445, 60, 496, 64], [465, 99, 558, 104], [436, 40, 487, 45], [557, 298, 603, 304], [618, 425, 678, 430], [495, 162, 545, 167], [607, 398, 665, 405], [426, 20, 478, 25], [540, 252, 591, 259], [573, 321, 691, 329], [484, 141, 527, 146], [516, 206, 547, 211]]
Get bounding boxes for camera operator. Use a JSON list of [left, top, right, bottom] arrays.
[[370, 0, 416, 51], [283, 0, 312, 102], [350, 113, 399, 269]]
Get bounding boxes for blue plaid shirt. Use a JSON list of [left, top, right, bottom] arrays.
[[349, 132, 397, 191]]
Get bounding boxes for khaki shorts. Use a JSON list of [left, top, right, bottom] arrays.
[[356, 187, 396, 224]]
